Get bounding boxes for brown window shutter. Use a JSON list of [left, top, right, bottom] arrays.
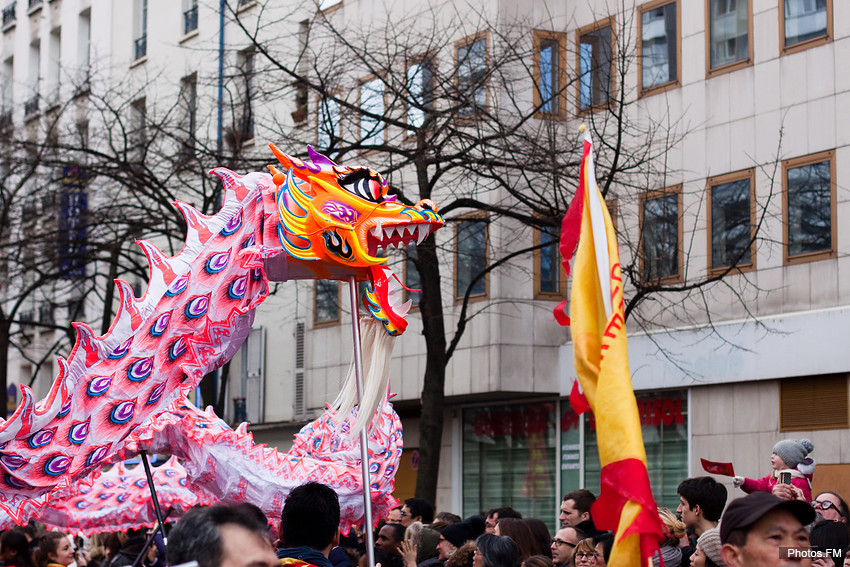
[[780, 374, 849, 431]]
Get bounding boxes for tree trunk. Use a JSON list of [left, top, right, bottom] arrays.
[[100, 245, 122, 335], [414, 236, 447, 505], [0, 317, 9, 419]]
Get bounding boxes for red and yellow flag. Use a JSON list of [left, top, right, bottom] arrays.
[[554, 130, 664, 567]]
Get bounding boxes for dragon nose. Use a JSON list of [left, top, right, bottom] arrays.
[[417, 199, 438, 214]]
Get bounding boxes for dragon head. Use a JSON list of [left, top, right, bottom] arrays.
[[269, 145, 444, 335]]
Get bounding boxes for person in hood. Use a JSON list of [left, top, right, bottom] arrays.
[[733, 438, 816, 502]]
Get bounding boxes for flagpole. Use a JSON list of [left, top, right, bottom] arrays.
[[140, 450, 167, 541], [129, 508, 172, 567], [348, 276, 376, 567]]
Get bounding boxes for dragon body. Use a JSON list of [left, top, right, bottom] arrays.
[[36, 455, 216, 535], [0, 146, 442, 526]]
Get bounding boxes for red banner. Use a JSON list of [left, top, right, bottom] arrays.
[[700, 458, 735, 476]]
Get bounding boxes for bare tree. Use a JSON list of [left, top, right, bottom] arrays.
[[0, 67, 258, 415], [222, 0, 768, 504]]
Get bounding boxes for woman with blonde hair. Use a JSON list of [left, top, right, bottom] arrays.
[[653, 508, 687, 567], [571, 539, 597, 567]]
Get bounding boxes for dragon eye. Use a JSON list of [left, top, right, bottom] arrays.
[[338, 169, 387, 203]]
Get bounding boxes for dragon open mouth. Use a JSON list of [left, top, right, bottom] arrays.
[[367, 222, 433, 256], [365, 266, 414, 335]]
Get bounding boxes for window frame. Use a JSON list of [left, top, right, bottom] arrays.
[[637, 0, 681, 97], [236, 47, 256, 143], [706, 168, 756, 276], [779, 0, 832, 56], [317, 0, 342, 14], [131, 97, 147, 153], [454, 215, 490, 303], [782, 149, 836, 265], [313, 279, 341, 327], [533, 224, 565, 300], [454, 31, 490, 119], [639, 184, 683, 283], [532, 29, 567, 120], [178, 73, 198, 160], [133, 0, 148, 61], [316, 93, 342, 153], [575, 16, 617, 114], [182, 0, 199, 36], [704, 0, 753, 78], [358, 74, 386, 149], [403, 244, 422, 310], [405, 53, 437, 134]]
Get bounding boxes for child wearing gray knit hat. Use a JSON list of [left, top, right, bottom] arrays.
[[732, 438, 815, 501], [695, 527, 725, 567]]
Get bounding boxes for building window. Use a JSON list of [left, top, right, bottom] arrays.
[[314, 280, 339, 325], [577, 18, 615, 111], [236, 48, 255, 143], [638, 0, 679, 95], [237, 326, 265, 424], [2, 3, 16, 29], [407, 57, 434, 129], [183, 0, 198, 35], [707, 169, 755, 273], [47, 27, 60, 102], [25, 40, 39, 116], [780, 374, 848, 431], [533, 30, 566, 118], [640, 186, 681, 281], [783, 150, 834, 264], [462, 402, 558, 529], [706, 0, 751, 75], [534, 225, 562, 298], [455, 218, 488, 300], [781, 0, 831, 54], [1, 56, 12, 119], [58, 167, 88, 279], [317, 96, 340, 153], [318, 0, 341, 12], [292, 21, 309, 125], [78, 9, 91, 87], [129, 97, 146, 168], [133, 0, 147, 60], [404, 244, 421, 307], [179, 73, 197, 160], [456, 33, 488, 118], [584, 391, 687, 510], [359, 77, 385, 147]]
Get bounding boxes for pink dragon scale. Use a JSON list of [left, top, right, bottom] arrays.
[[0, 146, 443, 527], [36, 455, 216, 535]]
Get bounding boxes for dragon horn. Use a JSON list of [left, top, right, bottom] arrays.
[[269, 143, 292, 169]]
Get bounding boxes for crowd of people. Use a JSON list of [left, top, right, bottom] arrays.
[[0, 438, 847, 567]]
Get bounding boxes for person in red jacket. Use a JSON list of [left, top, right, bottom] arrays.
[[733, 438, 815, 502]]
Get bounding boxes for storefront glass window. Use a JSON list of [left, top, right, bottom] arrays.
[[462, 402, 557, 530], [559, 402, 581, 496], [583, 391, 687, 510]]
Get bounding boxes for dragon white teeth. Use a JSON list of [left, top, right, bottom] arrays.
[[371, 221, 383, 238], [417, 224, 430, 244], [397, 299, 412, 317], [405, 225, 415, 238]]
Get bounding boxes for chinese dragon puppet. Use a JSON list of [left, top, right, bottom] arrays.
[[0, 146, 443, 529]]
